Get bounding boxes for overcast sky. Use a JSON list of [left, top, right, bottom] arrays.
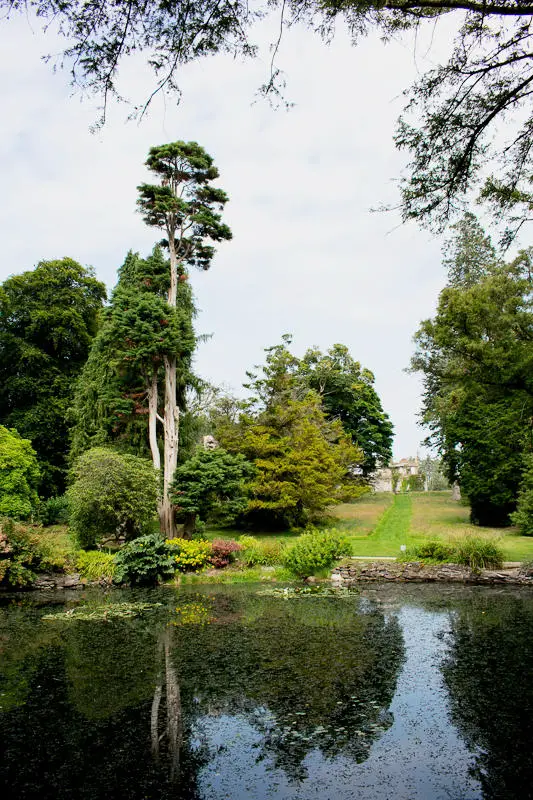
[[0, 11, 477, 458]]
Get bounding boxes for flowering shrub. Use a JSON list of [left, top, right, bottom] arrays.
[[166, 538, 213, 572], [283, 528, 352, 579], [210, 538, 242, 568]]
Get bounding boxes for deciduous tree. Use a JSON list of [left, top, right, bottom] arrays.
[[0, 259, 105, 495]]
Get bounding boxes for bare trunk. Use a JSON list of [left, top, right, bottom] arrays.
[[147, 372, 161, 471], [159, 229, 180, 539], [161, 354, 179, 539]]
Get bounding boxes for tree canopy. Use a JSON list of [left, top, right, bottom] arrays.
[[0, 426, 40, 520], [5, 1, 533, 234], [410, 217, 533, 525], [0, 258, 106, 496]]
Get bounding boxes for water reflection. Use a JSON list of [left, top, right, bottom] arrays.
[[1, 585, 531, 799], [442, 591, 533, 799]]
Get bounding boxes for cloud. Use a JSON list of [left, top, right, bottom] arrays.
[[0, 12, 458, 456]]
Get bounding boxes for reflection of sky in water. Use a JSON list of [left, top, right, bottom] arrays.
[[196, 607, 481, 800]]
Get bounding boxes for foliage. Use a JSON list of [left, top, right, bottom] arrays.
[[166, 537, 213, 571], [113, 534, 175, 586], [282, 528, 352, 579], [76, 550, 116, 581], [170, 447, 253, 533], [38, 495, 70, 526], [453, 536, 504, 571], [219, 392, 363, 530], [296, 343, 393, 475], [411, 227, 533, 527], [8, 2, 533, 236], [0, 258, 105, 495], [43, 602, 162, 621], [511, 455, 533, 536], [398, 540, 456, 564], [0, 517, 73, 588], [258, 585, 360, 598], [418, 457, 449, 491], [70, 248, 197, 463], [67, 447, 158, 549], [138, 142, 232, 538], [210, 538, 242, 568], [238, 535, 285, 566], [0, 426, 40, 520]]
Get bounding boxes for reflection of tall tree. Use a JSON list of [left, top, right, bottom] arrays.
[[151, 626, 184, 782], [443, 595, 533, 799], [0, 618, 205, 799]]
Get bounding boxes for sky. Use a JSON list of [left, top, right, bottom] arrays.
[[0, 10, 466, 458]]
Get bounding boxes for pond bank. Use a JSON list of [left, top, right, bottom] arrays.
[[332, 560, 533, 586]]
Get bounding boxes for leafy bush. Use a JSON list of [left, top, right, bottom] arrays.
[[398, 536, 503, 570], [453, 536, 504, 571], [0, 517, 73, 587], [0, 426, 40, 520], [398, 540, 456, 563], [511, 455, 533, 535], [283, 528, 352, 579], [238, 535, 284, 566], [39, 495, 69, 526], [68, 448, 158, 549], [113, 535, 175, 587], [76, 550, 116, 581], [166, 538, 213, 572], [170, 448, 253, 534], [210, 538, 242, 568]]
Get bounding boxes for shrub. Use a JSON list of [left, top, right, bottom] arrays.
[[113, 535, 175, 587], [210, 538, 242, 568], [76, 550, 116, 581], [398, 540, 456, 563], [453, 536, 504, 571], [68, 448, 158, 549], [283, 528, 352, 579], [166, 538, 213, 572], [238, 535, 284, 566], [0, 426, 40, 520], [39, 495, 69, 526], [0, 517, 72, 587], [511, 455, 533, 535]]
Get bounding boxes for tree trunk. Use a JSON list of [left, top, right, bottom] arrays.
[[182, 512, 197, 539], [161, 354, 179, 539], [147, 371, 161, 471], [159, 229, 180, 539]]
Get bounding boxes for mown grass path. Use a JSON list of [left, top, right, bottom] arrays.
[[364, 493, 412, 552]]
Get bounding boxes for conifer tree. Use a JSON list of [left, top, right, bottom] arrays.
[[137, 141, 232, 536]]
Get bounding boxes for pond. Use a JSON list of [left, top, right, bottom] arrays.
[[1, 583, 532, 800]]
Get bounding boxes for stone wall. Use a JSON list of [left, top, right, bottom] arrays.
[[332, 561, 533, 586]]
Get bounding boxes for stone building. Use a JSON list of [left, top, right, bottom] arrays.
[[371, 457, 420, 492]]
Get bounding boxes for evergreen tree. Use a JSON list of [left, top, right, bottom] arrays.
[[137, 141, 232, 536], [411, 235, 533, 526], [70, 247, 197, 530]]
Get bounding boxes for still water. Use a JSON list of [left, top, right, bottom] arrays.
[[1, 584, 532, 800]]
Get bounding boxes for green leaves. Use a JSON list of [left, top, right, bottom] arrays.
[[0, 427, 40, 520], [67, 448, 159, 549], [0, 259, 106, 495], [137, 140, 232, 274]]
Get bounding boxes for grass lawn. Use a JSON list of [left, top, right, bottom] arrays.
[[333, 491, 533, 562]]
